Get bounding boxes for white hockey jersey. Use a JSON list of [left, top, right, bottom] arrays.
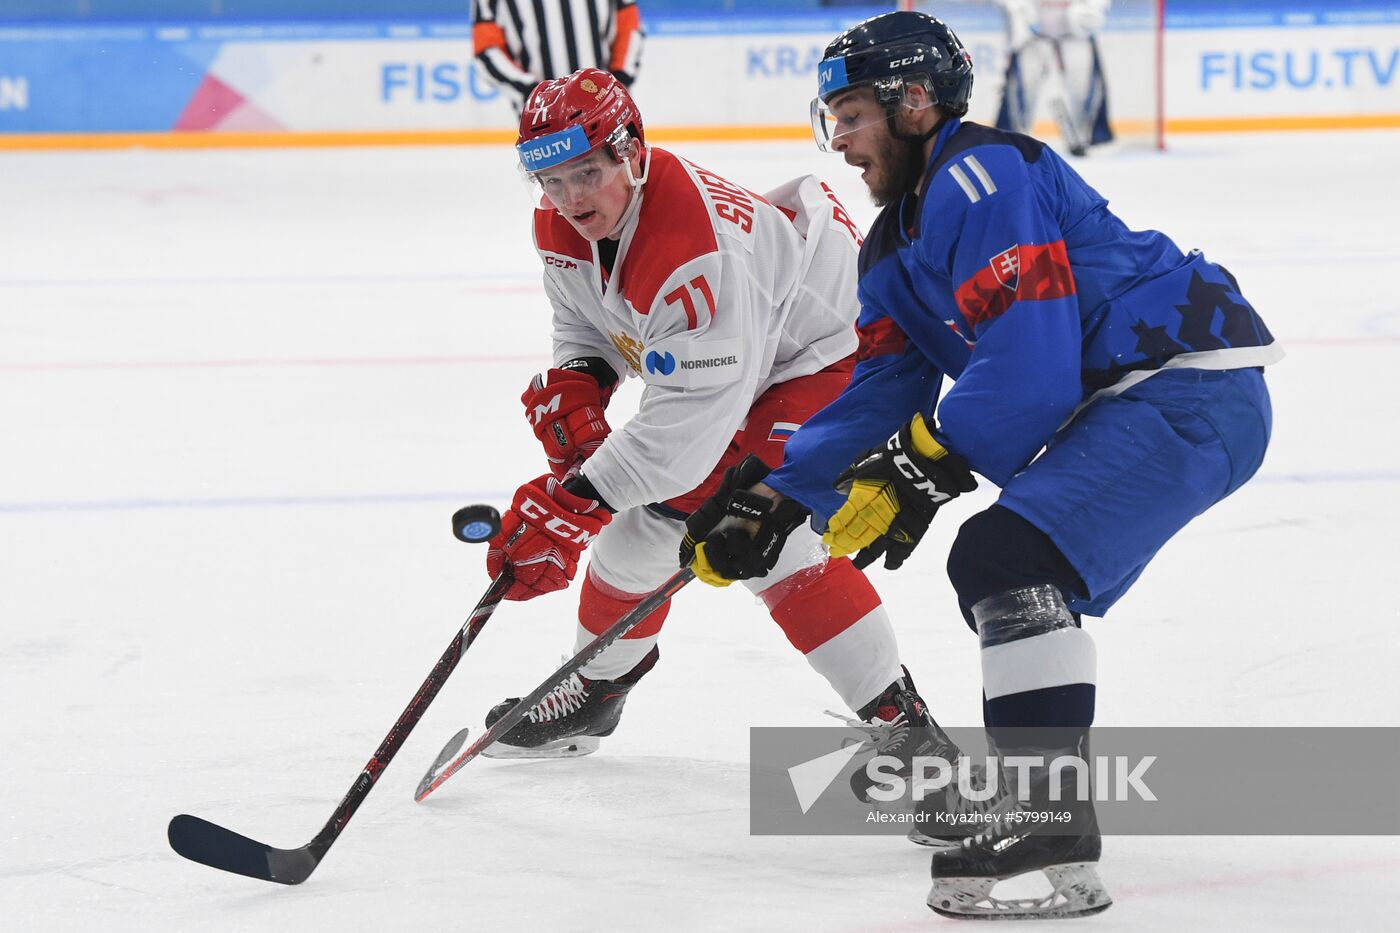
[[533, 147, 863, 512]]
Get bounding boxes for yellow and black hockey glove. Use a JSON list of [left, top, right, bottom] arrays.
[[680, 454, 810, 587], [823, 413, 977, 571]]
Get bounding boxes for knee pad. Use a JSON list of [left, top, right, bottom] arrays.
[[947, 506, 1085, 630]]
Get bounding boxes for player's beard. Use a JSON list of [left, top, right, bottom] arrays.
[[868, 128, 928, 208]]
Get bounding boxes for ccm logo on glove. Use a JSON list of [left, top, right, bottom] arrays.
[[518, 495, 600, 545], [488, 474, 612, 601], [892, 440, 957, 505], [824, 413, 977, 571], [520, 365, 615, 479], [528, 393, 563, 427]]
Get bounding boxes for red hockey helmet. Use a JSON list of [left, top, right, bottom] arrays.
[[516, 68, 645, 175]]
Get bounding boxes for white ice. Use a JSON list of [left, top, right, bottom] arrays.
[[2, 130, 1398, 932]]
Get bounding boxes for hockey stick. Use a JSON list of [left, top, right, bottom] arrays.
[[414, 567, 695, 802], [1045, 37, 1091, 156], [167, 565, 515, 885]]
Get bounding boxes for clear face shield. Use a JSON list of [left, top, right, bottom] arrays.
[[518, 125, 644, 211], [810, 76, 937, 152]]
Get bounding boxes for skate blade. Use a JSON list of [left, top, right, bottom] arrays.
[[907, 827, 961, 849], [481, 736, 601, 759], [927, 862, 1113, 920]]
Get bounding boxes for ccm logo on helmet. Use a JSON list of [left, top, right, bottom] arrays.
[[519, 496, 599, 545], [890, 54, 926, 69]]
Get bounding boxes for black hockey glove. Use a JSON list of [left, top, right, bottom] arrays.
[[679, 454, 811, 587], [823, 413, 977, 571]]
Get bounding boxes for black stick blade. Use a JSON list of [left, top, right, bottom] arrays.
[[168, 814, 319, 885]]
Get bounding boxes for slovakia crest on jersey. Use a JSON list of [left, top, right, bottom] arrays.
[[991, 246, 1020, 291]]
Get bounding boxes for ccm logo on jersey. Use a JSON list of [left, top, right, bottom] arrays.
[[519, 496, 599, 545], [545, 255, 579, 270]]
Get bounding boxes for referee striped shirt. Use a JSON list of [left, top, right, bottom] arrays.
[[473, 0, 646, 112]]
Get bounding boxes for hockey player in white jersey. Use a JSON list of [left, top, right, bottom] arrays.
[[478, 68, 956, 771], [995, 0, 1114, 155]]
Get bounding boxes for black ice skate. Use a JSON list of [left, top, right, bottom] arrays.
[[482, 646, 658, 759], [830, 667, 962, 841], [926, 761, 1112, 920], [907, 756, 1021, 849]]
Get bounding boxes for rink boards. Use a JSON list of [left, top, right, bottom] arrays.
[[0, 2, 1397, 146]]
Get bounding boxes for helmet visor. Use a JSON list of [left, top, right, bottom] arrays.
[[811, 93, 898, 153], [522, 146, 632, 212], [810, 79, 936, 152], [812, 95, 875, 153]]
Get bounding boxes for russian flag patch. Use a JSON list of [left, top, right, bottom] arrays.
[[768, 422, 801, 442]]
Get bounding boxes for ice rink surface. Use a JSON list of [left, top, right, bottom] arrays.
[[3, 129, 1398, 931]]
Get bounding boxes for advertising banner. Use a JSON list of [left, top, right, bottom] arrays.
[[0, 6, 1396, 142]]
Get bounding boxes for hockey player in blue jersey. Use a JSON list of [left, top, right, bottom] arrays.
[[677, 10, 1280, 921]]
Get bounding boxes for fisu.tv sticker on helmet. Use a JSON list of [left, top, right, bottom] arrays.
[[639, 336, 744, 389], [518, 125, 591, 172], [817, 58, 850, 98]]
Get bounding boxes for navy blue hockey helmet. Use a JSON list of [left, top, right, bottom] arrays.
[[813, 11, 973, 144]]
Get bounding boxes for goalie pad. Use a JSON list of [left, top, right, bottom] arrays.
[[995, 35, 1114, 151]]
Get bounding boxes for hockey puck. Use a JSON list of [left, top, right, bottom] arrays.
[[452, 504, 502, 543]]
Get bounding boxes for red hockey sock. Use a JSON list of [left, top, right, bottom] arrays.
[[579, 569, 672, 639], [759, 557, 883, 653]]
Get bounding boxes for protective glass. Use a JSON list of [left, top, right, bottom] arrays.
[[810, 79, 935, 152], [519, 124, 641, 211], [523, 149, 631, 211]]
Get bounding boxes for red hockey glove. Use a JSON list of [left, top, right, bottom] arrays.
[[521, 366, 615, 479], [487, 475, 613, 601]]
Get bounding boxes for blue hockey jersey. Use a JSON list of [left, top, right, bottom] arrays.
[[768, 118, 1283, 520]]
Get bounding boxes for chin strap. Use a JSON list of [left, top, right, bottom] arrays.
[[606, 150, 648, 239], [890, 111, 946, 145], [628, 143, 652, 188]]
